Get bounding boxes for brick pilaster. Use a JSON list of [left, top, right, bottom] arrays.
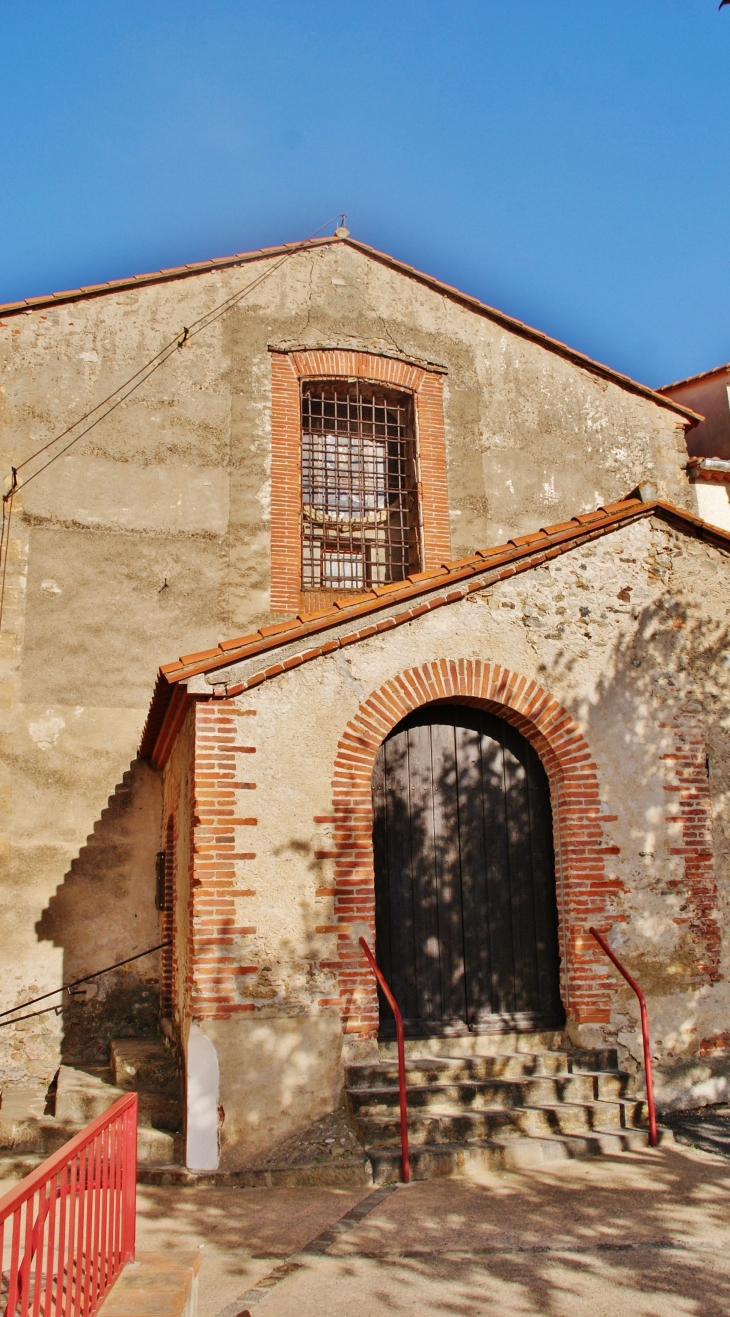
[[662, 706, 721, 982], [189, 701, 259, 1019]]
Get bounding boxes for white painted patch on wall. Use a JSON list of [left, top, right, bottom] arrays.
[[28, 713, 65, 750], [256, 478, 271, 521], [186, 1024, 220, 1171], [695, 482, 730, 532], [77, 351, 99, 363], [40, 580, 62, 595]]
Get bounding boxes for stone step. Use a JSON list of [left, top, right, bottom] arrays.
[[344, 1035, 655, 1180], [377, 1029, 567, 1060], [0, 1114, 179, 1165], [110, 1039, 179, 1097], [348, 1073, 630, 1115], [366, 1127, 674, 1183], [347, 1052, 629, 1088], [0, 1153, 45, 1181], [357, 1098, 648, 1146], [54, 1066, 180, 1131]]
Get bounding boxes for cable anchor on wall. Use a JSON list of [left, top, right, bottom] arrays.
[[3, 468, 18, 505]]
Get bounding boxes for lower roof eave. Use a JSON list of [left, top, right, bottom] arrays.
[[140, 496, 730, 769]]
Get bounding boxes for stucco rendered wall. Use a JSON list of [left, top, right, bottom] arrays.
[[0, 239, 695, 1088], [173, 516, 729, 1166]]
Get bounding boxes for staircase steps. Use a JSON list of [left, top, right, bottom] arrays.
[[0, 1038, 183, 1179], [346, 1035, 672, 1182]]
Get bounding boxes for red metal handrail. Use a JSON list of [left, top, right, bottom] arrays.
[[0, 1092, 138, 1317], [359, 938, 410, 1183], [589, 927, 658, 1147]]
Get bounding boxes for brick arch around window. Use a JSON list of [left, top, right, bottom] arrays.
[[327, 658, 621, 1038], [269, 349, 451, 613]]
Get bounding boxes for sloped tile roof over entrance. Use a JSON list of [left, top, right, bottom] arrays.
[[139, 497, 730, 766]]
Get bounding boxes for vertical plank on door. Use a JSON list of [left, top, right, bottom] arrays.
[[526, 745, 563, 1020], [454, 723, 492, 1024], [482, 731, 516, 1016], [503, 731, 541, 1014], [430, 720, 467, 1022], [408, 722, 442, 1023], [372, 703, 563, 1035]]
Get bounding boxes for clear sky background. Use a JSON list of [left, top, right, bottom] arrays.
[[2, 1, 729, 388]]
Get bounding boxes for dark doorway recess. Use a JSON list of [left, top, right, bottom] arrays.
[[372, 703, 565, 1037]]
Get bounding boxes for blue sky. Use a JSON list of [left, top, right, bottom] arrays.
[[2, 1, 729, 387]]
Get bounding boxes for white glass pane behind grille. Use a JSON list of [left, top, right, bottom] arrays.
[[301, 382, 420, 593]]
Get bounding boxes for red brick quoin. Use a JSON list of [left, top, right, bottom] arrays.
[[325, 659, 624, 1037], [662, 706, 721, 983], [189, 701, 259, 1021]]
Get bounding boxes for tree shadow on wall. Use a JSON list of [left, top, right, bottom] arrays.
[[535, 555, 730, 1091], [370, 705, 563, 1037], [36, 757, 163, 1069]]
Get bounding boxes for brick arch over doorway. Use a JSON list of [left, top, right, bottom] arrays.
[[328, 658, 620, 1040]]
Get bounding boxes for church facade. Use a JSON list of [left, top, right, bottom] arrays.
[[0, 234, 728, 1171]]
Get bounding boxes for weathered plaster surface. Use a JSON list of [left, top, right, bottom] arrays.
[[182, 518, 729, 1161], [200, 1015, 343, 1170], [0, 242, 695, 1087]]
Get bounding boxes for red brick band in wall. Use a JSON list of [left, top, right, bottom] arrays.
[[662, 706, 720, 983], [189, 702, 258, 1021], [325, 659, 622, 1036], [269, 349, 451, 614]]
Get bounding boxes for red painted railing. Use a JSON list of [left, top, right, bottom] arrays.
[[359, 937, 410, 1183], [589, 927, 658, 1147], [0, 1092, 138, 1317]]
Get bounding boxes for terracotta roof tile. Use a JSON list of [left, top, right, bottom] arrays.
[[437, 556, 472, 572], [540, 518, 582, 535], [258, 621, 297, 638], [658, 361, 730, 393], [508, 532, 545, 547], [178, 645, 224, 665], [139, 497, 730, 764]]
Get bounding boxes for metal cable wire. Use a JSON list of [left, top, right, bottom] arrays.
[[0, 212, 346, 631]]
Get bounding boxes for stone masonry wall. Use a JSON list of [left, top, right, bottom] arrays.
[[0, 238, 696, 1088], [171, 516, 729, 1165]]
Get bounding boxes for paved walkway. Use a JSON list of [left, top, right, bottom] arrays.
[[136, 1142, 730, 1317]]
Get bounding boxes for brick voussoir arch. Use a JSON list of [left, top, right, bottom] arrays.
[[328, 658, 618, 1039]]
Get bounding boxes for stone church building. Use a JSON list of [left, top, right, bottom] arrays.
[[0, 233, 728, 1175]]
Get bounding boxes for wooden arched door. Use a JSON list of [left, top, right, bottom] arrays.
[[372, 703, 564, 1036]]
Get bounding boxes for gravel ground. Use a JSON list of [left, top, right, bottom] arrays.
[[250, 1107, 369, 1170], [662, 1104, 730, 1158]]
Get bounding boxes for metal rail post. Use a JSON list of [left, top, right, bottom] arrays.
[[589, 926, 658, 1147], [359, 937, 410, 1183]]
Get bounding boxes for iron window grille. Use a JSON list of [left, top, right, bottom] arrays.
[[301, 381, 422, 592]]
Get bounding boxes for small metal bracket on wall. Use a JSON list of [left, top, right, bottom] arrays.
[[155, 851, 166, 911]]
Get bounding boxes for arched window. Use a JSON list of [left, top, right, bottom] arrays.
[[301, 381, 422, 593]]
